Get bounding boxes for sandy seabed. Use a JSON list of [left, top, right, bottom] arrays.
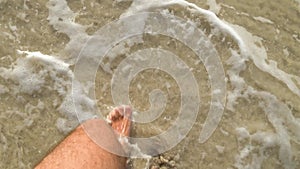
[[0, 0, 299, 168]]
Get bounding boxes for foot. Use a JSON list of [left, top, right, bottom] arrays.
[[107, 105, 132, 137]]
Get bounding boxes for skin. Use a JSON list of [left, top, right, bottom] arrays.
[[35, 106, 132, 169]]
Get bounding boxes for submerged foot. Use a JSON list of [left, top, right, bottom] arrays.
[[107, 105, 132, 137]]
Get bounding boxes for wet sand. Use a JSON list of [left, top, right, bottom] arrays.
[[0, 0, 299, 168]]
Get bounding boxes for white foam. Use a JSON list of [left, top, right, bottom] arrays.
[[118, 136, 152, 159], [283, 48, 289, 57], [122, 0, 247, 53], [215, 145, 225, 154], [236, 127, 250, 140], [292, 34, 300, 43], [206, 0, 221, 14], [226, 22, 300, 97], [17, 50, 71, 74], [251, 132, 277, 148], [0, 49, 95, 134], [253, 16, 274, 24], [47, 0, 90, 63], [232, 87, 299, 169], [0, 57, 46, 95]]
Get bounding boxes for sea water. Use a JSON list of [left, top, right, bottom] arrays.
[[0, 0, 299, 168]]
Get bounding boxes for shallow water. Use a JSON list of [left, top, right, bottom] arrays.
[[0, 0, 299, 168]]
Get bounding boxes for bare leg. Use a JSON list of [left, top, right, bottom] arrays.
[[35, 106, 132, 169]]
